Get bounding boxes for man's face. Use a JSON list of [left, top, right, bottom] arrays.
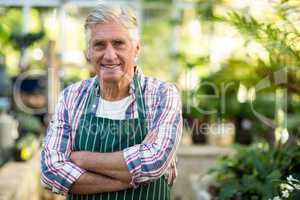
[[87, 21, 140, 83]]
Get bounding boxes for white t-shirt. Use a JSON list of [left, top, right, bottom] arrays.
[[95, 95, 138, 120]]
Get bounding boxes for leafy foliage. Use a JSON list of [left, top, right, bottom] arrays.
[[209, 143, 300, 199], [195, 1, 300, 199], [223, 1, 300, 94], [195, 0, 226, 21], [16, 112, 42, 134], [182, 0, 300, 137], [0, 8, 22, 57], [10, 31, 45, 51]]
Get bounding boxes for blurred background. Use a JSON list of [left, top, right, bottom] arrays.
[[0, 0, 299, 200]]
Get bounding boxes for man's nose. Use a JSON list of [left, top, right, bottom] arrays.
[[103, 44, 117, 61]]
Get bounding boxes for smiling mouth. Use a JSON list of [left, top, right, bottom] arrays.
[[100, 64, 121, 69]]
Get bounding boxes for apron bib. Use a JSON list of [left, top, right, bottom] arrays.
[[67, 74, 171, 200]]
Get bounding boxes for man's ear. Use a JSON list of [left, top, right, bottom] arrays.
[[135, 41, 141, 57], [85, 50, 91, 63]]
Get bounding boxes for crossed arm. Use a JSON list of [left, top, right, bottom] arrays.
[[69, 151, 133, 194], [69, 171, 130, 194]]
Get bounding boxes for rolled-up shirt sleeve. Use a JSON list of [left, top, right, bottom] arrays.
[[40, 89, 86, 195], [123, 84, 183, 186]]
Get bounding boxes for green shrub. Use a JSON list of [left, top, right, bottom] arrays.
[[209, 143, 300, 199]]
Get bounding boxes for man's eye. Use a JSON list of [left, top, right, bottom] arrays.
[[94, 42, 105, 48], [113, 40, 125, 47]]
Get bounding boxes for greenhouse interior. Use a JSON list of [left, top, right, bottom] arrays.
[[0, 0, 299, 200]]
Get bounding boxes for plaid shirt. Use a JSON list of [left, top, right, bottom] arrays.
[[41, 67, 183, 195]]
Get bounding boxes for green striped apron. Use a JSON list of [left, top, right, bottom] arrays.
[[67, 74, 171, 200]]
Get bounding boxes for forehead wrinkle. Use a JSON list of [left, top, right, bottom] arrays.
[[90, 25, 131, 43], [91, 37, 127, 44]]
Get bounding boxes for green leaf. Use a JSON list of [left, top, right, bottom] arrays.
[[219, 180, 239, 200], [252, 155, 266, 175], [267, 170, 281, 182], [259, 182, 275, 199], [241, 175, 257, 188]]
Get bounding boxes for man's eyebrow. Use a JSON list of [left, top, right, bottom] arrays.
[[112, 38, 127, 42], [92, 39, 105, 43], [91, 38, 128, 46]]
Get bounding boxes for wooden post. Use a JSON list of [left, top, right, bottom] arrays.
[[46, 40, 61, 116]]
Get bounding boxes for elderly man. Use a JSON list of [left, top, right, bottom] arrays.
[[41, 2, 182, 200]]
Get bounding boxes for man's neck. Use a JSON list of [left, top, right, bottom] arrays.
[[99, 79, 130, 101]]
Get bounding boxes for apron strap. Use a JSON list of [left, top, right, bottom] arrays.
[[82, 79, 97, 115], [133, 73, 147, 120]]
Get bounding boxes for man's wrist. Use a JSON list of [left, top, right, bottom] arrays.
[[117, 180, 132, 190]]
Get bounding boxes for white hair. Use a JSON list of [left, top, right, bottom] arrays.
[[84, 1, 139, 49]]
